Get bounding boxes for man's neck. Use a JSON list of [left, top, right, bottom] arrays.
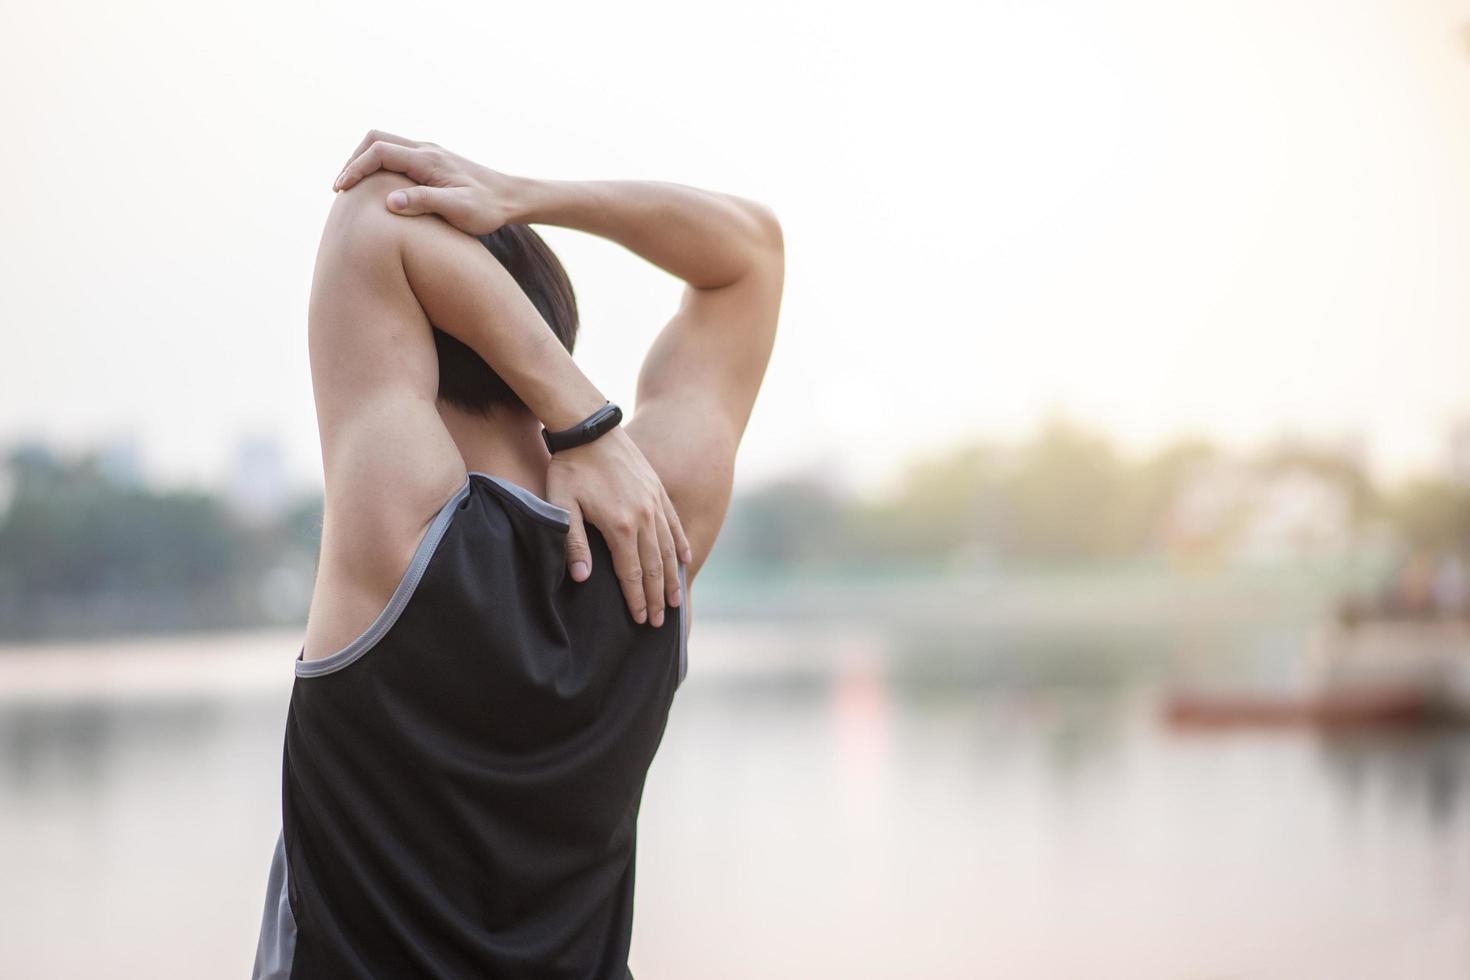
[[437, 400, 552, 498]]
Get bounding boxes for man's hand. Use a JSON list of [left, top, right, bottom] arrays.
[[545, 428, 692, 629], [334, 130, 530, 236]]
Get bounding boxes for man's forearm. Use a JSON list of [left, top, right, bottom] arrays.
[[391, 199, 608, 430], [515, 178, 781, 291]]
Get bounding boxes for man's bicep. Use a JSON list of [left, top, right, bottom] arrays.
[[628, 272, 781, 570], [635, 268, 780, 434]]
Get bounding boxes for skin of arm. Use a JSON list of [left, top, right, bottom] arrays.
[[306, 172, 688, 657], [515, 179, 784, 577], [335, 132, 784, 579], [393, 188, 693, 619]]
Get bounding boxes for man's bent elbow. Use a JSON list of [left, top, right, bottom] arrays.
[[321, 171, 418, 252], [742, 199, 784, 259]]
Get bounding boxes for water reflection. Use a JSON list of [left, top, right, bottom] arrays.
[[1314, 729, 1470, 829], [2, 625, 1469, 978], [1, 701, 219, 793]]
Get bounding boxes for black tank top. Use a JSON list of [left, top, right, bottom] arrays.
[[253, 472, 688, 979]]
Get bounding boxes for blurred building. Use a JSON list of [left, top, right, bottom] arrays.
[[96, 435, 145, 489], [1233, 468, 1354, 565], [227, 435, 290, 525], [1162, 459, 1356, 567]]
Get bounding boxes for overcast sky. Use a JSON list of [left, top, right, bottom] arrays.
[[3, 0, 1469, 495]]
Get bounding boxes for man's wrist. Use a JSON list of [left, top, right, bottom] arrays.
[[513, 362, 609, 434], [500, 173, 544, 225], [542, 402, 623, 455], [515, 178, 593, 229]]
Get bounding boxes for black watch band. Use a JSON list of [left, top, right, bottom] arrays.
[[541, 402, 623, 454]]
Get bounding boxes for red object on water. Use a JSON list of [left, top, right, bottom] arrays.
[[1164, 687, 1434, 730]]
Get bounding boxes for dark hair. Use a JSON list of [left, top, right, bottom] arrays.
[[433, 224, 579, 415]]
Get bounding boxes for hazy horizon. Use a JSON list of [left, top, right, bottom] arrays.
[[4, 0, 1469, 497]]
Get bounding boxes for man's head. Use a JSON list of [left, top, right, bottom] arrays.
[[434, 224, 579, 415]]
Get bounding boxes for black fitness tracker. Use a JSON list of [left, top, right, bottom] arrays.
[[542, 402, 624, 454]]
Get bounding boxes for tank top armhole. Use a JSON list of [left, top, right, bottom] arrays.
[[295, 477, 472, 678]]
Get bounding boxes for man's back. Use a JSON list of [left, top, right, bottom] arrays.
[[257, 474, 687, 979]]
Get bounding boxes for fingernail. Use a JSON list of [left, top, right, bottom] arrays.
[[635, 608, 647, 624], [387, 190, 408, 210], [651, 610, 664, 628], [681, 547, 693, 563], [571, 561, 589, 580], [334, 172, 346, 190], [670, 588, 681, 607]]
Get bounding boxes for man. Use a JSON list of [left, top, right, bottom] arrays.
[[253, 131, 783, 979]]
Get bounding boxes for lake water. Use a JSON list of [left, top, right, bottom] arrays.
[[3, 611, 1470, 978]]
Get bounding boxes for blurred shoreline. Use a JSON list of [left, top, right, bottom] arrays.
[[2, 418, 1465, 642]]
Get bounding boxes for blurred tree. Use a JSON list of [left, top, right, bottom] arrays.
[[0, 447, 326, 637], [716, 477, 847, 567], [998, 419, 1133, 560], [1386, 478, 1470, 553], [0, 448, 239, 595], [848, 443, 1009, 566]]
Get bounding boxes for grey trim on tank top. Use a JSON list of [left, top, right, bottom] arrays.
[[251, 829, 297, 980], [469, 471, 572, 527], [295, 478, 473, 678]]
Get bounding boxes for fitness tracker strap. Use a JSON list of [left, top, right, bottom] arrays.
[[542, 402, 623, 454]]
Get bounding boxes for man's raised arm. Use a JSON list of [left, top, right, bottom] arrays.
[[335, 133, 783, 576], [512, 180, 783, 574], [315, 164, 689, 631]]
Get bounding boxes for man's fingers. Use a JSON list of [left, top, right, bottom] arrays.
[[638, 524, 666, 628], [653, 508, 681, 610], [337, 130, 419, 186], [336, 142, 438, 192], [336, 141, 431, 190], [563, 503, 593, 582], [609, 528, 648, 624]]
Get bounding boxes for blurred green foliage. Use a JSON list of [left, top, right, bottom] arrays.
[[0, 446, 321, 638], [0, 446, 240, 594], [1, 421, 1467, 637], [717, 419, 1469, 573], [1389, 478, 1470, 550]]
